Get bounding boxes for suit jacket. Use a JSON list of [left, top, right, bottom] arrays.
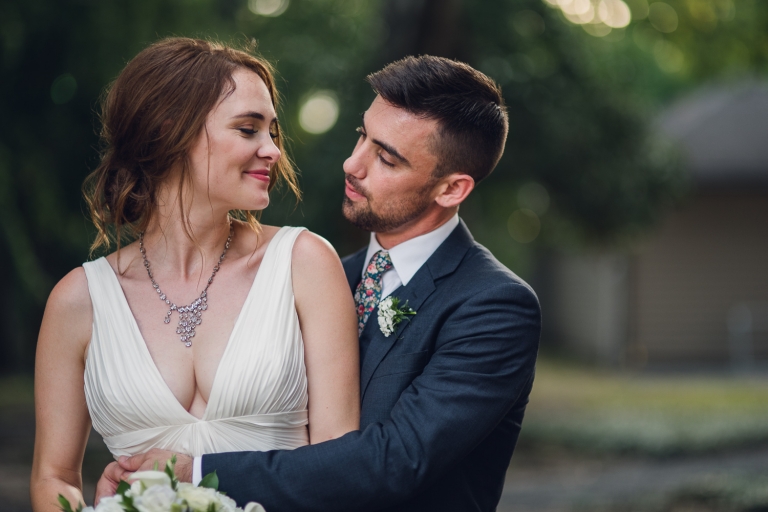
[[203, 220, 541, 511]]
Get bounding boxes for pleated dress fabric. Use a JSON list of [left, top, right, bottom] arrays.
[[82, 226, 309, 458]]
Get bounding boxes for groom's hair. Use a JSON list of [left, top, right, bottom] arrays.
[[367, 55, 509, 184]]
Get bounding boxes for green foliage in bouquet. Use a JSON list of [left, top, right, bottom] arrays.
[[58, 455, 258, 512]]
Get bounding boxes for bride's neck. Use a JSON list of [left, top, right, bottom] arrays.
[[139, 187, 233, 279]]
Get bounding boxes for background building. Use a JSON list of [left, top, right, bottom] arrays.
[[545, 81, 768, 368]]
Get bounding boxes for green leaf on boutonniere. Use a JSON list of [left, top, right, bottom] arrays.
[[199, 470, 219, 490]]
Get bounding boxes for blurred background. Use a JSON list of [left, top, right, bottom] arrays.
[[1, 0, 768, 510]]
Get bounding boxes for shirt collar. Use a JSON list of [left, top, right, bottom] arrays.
[[362, 214, 460, 286]]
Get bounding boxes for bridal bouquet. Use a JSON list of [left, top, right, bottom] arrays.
[[59, 457, 265, 512]]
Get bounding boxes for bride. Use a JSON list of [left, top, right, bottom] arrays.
[[30, 38, 360, 511]]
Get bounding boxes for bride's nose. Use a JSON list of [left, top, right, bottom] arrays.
[[257, 136, 281, 163]]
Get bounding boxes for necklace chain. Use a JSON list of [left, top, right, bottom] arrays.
[[139, 224, 234, 347]]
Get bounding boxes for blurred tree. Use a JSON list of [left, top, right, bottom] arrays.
[[0, 0, 761, 373]]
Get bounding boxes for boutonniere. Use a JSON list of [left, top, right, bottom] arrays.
[[378, 296, 416, 337]]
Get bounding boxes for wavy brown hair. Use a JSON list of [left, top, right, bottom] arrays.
[[83, 37, 300, 254]]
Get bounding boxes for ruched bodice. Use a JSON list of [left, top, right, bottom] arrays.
[[82, 227, 309, 458]]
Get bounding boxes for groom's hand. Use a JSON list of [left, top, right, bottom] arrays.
[[117, 448, 193, 483], [95, 461, 131, 504]]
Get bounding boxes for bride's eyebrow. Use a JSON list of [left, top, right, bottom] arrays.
[[231, 111, 277, 123]]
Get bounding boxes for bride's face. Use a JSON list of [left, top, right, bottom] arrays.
[[186, 68, 280, 213]]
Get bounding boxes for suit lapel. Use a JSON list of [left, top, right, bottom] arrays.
[[360, 220, 475, 398], [351, 219, 476, 400], [360, 268, 436, 400]]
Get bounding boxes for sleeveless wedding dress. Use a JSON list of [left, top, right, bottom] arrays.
[[81, 226, 309, 458]]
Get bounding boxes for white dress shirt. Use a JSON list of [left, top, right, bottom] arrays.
[[362, 213, 459, 298], [193, 214, 460, 485]]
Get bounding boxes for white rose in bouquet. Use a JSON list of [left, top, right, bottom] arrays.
[[176, 482, 227, 510], [133, 484, 176, 512], [79, 495, 124, 512], [59, 456, 266, 512], [129, 470, 172, 490]]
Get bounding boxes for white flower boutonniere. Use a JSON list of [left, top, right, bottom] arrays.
[[378, 296, 417, 337]]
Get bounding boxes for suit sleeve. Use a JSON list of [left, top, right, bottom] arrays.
[[203, 281, 541, 511]]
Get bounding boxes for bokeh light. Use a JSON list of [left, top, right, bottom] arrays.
[[508, 209, 542, 243], [583, 23, 613, 37], [625, 0, 649, 19], [518, 182, 551, 216], [248, 0, 289, 17], [299, 91, 339, 134], [545, 0, 631, 36], [654, 39, 685, 73], [598, 0, 631, 28], [648, 2, 678, 32], [512, 10, 546, 38], [50, 74, 77, 105]]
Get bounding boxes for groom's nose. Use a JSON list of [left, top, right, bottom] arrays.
[[343, 147, 366, 179]]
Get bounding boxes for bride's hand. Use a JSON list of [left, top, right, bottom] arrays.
[[117, 448, 193, 483], [95, 461, 130, 504]]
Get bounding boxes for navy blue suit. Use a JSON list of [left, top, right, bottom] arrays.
[[203, 220, 541, 511]]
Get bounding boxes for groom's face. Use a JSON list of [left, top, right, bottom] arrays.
[[342, 95, 441, 233]]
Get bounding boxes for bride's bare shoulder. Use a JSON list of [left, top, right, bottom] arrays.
[[41, 266, 93, 351], [291, 229, 341, 273], [47, 266, 91, 315]]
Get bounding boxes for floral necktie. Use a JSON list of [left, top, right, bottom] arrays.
[[354, 250, 393, 335]]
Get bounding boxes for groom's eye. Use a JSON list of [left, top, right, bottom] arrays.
[[378, 152, 394, 167]]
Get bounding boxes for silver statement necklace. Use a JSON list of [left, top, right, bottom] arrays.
[[139, 224, 234, 347]]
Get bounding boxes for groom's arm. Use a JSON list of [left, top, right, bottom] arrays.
[[205, 280, 540, 511]]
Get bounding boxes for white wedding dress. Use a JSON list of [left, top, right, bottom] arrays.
[[81, 226, 309, 458]]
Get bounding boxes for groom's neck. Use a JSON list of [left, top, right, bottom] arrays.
[[374, 207, 457, 250]]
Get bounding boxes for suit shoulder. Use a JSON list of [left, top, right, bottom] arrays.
[[459, 243, 539, 304], [341, 245, 368, 264]]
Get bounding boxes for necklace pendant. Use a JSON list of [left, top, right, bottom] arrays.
[[140, 222, 232, 349]]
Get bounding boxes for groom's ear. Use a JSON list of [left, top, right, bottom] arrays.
[[434, 173, 475, 209]]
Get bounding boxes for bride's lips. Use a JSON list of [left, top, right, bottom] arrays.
[[345, 181, 367, 201], [244, 169, 270, 182]]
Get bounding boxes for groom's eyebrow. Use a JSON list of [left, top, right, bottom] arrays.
[[362, 112, 411, 167]]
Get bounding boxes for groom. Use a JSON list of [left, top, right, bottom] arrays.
[[107, 55, 541, 511]]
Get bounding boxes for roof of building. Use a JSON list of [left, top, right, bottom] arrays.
[[658, 81, 768, 185]]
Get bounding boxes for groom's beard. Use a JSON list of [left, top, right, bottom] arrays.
[[342, 177, 435, 233]]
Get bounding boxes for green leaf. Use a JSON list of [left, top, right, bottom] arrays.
[[121, 493, 140, 512], [165, 455, 179, 491], [207, 504, 217, 512], [199, 470, 219, 490], [116, 480, 131, 496], [57, 494, 74, 512]]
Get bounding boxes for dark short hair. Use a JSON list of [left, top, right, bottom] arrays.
[[366, 55, 509, 184]]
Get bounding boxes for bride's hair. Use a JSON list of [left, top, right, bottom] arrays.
[[83, 37, 300, 254]]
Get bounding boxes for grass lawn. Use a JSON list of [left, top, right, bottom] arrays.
[[520, 358, 768, 456]]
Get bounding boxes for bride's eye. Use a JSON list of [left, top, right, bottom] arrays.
[[238, 128, 256, 136], [269, 122, 279, 140]]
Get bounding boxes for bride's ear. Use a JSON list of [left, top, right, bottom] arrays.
[[434, 174, 475, 209]]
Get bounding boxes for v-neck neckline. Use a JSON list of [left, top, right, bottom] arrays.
[[98, 226, 286, 422]]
